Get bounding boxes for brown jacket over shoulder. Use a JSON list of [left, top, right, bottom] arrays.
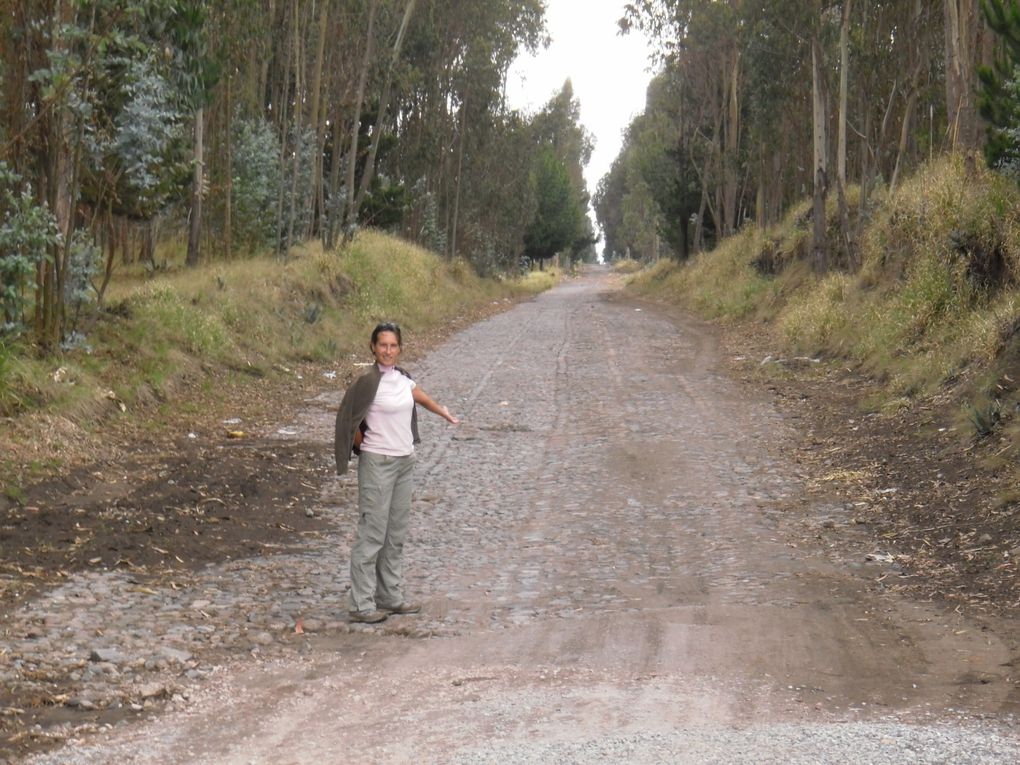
[[334, 364, 420, 475]]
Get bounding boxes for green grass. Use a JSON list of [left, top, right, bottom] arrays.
[[627, 228, 778, 322], [625, 152, 1020, 445], [1, 230, 552, 433], [1, 456, 63, 505]]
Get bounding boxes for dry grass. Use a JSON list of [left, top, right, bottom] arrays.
[[627, 152, 1020, 441], [612, 258, 643, 274], [627, 228, 774, 321]]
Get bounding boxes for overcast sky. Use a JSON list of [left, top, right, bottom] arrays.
[[504, 0, 657, 209]]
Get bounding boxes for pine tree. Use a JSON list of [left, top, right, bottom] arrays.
[[979, 0, 1020, 176]]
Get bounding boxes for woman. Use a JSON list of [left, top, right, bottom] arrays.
[[334, 322, 459, 624]]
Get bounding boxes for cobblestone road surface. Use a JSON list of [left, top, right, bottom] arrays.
[[16, 270, 1020, 763]]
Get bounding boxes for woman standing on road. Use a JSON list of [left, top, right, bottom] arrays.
[[334, 322, 459, 624]]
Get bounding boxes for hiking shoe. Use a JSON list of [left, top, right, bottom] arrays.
[[349, 609, 388, 624], [378, 601, 421, 615]]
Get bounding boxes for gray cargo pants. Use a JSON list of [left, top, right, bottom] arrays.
[[349, 451, 415, 612]]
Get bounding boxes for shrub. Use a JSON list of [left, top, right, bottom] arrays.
[[0, 162, 60, 336], [231, 115, 283, 251]]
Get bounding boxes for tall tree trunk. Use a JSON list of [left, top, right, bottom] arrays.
[[186, 106, 204, 267], [771, 148, 783, 223], [891, 1, 926, 195], [677, 215, 689, 261], [811, 33, 829, 273], [274, 2, 295, 256], [306, 0, 329, 239], [721, 46, 740, 235], [352, 0, 417, 220], [98, 207, 116, 302], [39, 0, 79, 345], [693, 185, 709, 254], [858, 1, 871, 223], [224, 71, 233, 259], [141, 219, 156, 269], [690, 141, 719, 243], [450, 95, 466, 260], [325, 106, 345, 249], [836, 0, 853, 266], [284, 0, 304, 255], [944, 0, 993, 150], [258, 0, 277, 113], [344, 0, 379, 233], [859, 98, 871, 234]]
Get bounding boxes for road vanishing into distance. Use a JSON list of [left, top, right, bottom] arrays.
[[26, 268, 1019, 763]]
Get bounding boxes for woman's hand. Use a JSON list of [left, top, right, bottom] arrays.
[[413, 387, 460, 425]]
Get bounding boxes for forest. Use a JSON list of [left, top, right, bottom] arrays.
[[8, 1, 1020, 363], [1, 0, 596, 352], [597, 0, 1020, 266]]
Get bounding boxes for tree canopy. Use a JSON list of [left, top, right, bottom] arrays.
[[1, 0, 599, 348], [599, 0, 1001, 266]]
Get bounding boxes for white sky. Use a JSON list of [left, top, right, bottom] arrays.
[[504, 0, 656, 209]]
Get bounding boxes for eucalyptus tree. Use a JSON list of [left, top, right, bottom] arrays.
[[1, 0, 217, 344], [635, 71, 704, 258], [523, 146, 583, 269], [384, 0, 545, 264], [624, 0, 752, 237], [594, 152, 663, 262], [945, 0, 997, 149], [593, 158, 626, 261], [529, 81, 594, 261], [612, 0, 994, 272]]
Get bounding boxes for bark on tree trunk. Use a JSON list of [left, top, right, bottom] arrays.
[[811, 34, 829, 273], [307, 0, 329, 240], [325, 107, 345, 249], [944, 0, 993, 150], [99, 208, 116, 302], [259, 0, 277, 115], [450, 96, 466, 260], [722, 47, 740, 236], [891, 0, 925, 195], [35, 0, 75, 345], [284, 0, 304, 255], [344, 0, 379, 234], [224, 75, 233, 259], [353, 0, 417, 221], [142, 219, 156, 269], [693, 185, 708, 254], [187, 106, 204, 267], [858, 0, 871, 224], [836, 0, 853, 266], [273, 2, 294, 256]]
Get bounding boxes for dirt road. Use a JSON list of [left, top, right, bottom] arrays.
[[21, 269, 1020, 763]]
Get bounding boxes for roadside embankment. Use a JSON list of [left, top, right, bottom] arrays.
[[620, 153, 1020, 612], [0, 231, 555, 497]]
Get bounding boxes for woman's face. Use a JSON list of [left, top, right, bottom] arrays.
[[371, 330, 402, 366]]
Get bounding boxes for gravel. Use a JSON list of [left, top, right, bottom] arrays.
[[447, 722, 1020, 765], [14, 270, 1020, 765]]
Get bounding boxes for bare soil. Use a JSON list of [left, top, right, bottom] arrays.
[[1, 271, 1018, 761], [0, 302, 507, 758], [723, 337, 1020, 613]]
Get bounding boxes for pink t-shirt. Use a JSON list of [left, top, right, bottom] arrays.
[[360, 365, 416, 457]]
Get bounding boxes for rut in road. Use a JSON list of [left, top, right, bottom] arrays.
[[408, 277, 800, 631], [27, 270, 1018, 765]]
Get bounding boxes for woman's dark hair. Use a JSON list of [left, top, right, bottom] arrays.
[[371, 321, 402, 346]]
